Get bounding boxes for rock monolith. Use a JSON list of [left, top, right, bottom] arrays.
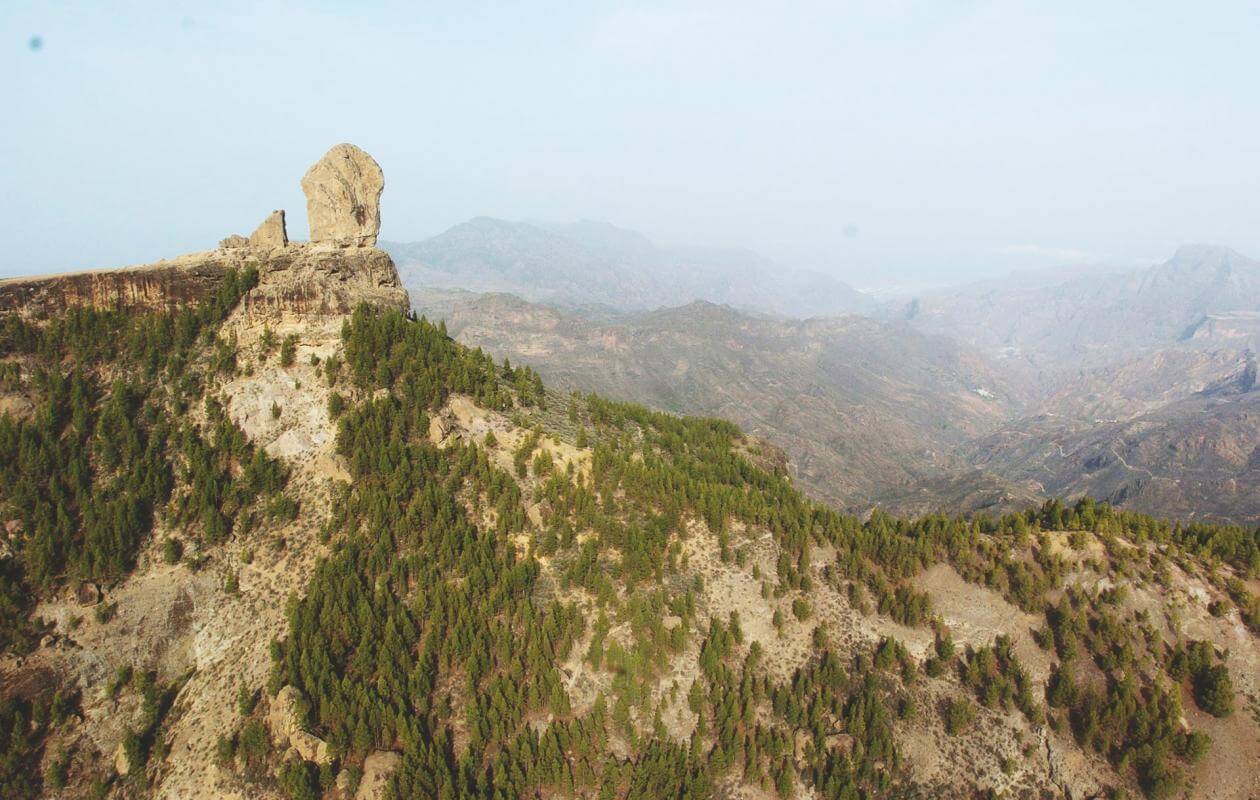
[[300, 144, 384, 247]]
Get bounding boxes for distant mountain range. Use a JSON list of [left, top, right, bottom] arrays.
[[384, 217, 876, 318], [405, 241, 1259, 523], [413, 288, 1032, 515], [901, 244, 1260, 372]]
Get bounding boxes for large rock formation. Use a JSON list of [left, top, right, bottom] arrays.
[[0, 144, 407, 320], [354, 751, 402, 800], [301, 143, 384, 247]]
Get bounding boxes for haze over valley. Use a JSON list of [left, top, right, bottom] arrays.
[[391, 221, 1260, 525]]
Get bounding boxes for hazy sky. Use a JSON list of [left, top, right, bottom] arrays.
[[2, 1, 1258, 287]]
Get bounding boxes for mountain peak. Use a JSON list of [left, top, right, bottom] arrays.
[[1167, 243, 1255, 271]]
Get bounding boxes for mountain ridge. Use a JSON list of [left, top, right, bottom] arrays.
[[1, 151, 1257, 800], [384, 216, 876, 318], [413, 284, 1260, 525], [902, 244, 1260, 371]]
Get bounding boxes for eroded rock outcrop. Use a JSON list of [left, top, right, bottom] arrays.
[[0, 143, 407, 320], [0, 261, 241, 320], [249, 210, 288, 250], [268, 685, 332, 765], [0, 246, 407, 321], [301, 143, 384, 247], [355, 751, 402, 800]]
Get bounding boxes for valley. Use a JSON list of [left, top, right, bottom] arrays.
[[396, 237, 1259, 526]]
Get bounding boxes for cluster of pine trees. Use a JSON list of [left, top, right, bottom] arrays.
[[256, 306, 1260, 799], [1041, 585, 1229, 797], [0, 268, 303, 796], [0, 267, 298, 653]]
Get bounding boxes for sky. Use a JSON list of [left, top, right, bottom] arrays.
[[2, 0, 1258, 288]]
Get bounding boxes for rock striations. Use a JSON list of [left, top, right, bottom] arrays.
[[0, 144, 406, 320]]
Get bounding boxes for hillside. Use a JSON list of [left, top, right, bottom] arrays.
[[410, 282, 1260, 525], [902, 245, 1260, 372], [384, 218, 875, 318], [410, 288, 1028, 515], [971, 379, 1260, 526], [0, 147, 1257, 800]]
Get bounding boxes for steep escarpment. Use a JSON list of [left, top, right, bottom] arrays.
[[0, 247, 407, 322]]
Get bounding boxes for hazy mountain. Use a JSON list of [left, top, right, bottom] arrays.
[[384, 217, 876, 318], [1034, 347, 1256, 422], [413, 288, 1028, 515], [414, 285, 1260, 525], [903, 245, 1260, 371]]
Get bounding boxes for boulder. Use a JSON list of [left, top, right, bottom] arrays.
[[76, 581, 101, 606], [249, 210, 288, 250], [335, 767, 354, 794], [267, 685, 304, 746], [268, 685, 332, 763], [428, 415, 451, 444], [219, 234, 249, 249], [355, 750, 401, 800], [114, 741, 132, 775], [301, 144, 384, 247], [290, 729, 332, 765]]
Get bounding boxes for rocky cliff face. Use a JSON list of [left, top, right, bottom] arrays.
[[0, 261, 238, 320], [0, 143, 408, 322], [0, 247, 408, 322]]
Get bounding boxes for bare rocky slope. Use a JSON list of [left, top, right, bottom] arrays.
[[900, 245, 1260, 373], [971, 364, 1260, 526]]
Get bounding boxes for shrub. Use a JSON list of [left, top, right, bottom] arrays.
[[279, 758, 319, 800], [94, 602, 117, 624], [162, 537, 183, 565], [280, 335, 298, 368], [943, 697, 974, 734], [1195, 664, 1233, 717], [791, 597, 812, 621], [327, 392, 345, 418]]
